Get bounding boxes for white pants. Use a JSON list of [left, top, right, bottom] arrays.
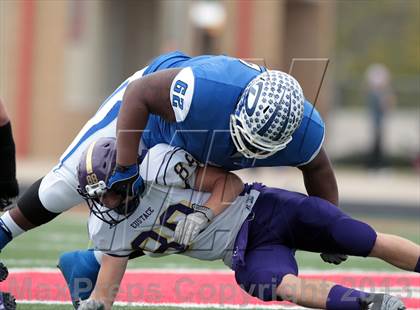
[[38, 68, 147, 213]]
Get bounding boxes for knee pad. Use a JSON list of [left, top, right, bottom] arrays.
[[330, 217, 377, 257], [17, 178, 60, 226]]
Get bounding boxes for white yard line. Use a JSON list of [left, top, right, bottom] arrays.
[[15, 300, 420, 310]]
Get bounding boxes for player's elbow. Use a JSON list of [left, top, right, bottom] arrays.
[[124, 80, 150, 112]]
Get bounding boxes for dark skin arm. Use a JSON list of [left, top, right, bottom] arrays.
[[116, 68, 181, 166], [298, 147, 339, 206], [117, 68, 339, 206]]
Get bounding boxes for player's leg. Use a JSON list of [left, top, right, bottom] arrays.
[[236, 186, 406, 309], [1, 65, 149, 245], [58, 248, 143, 305], [288, 196, 419, 273], [58, 249, 101, 308], [234, 244, 405, 309], [0, 169, 86, 251], [0, 292, 16, 310], [277, 274, 406, 310], [0, 98, 18, 210], [0, 77, 127, 250], [369, 233, 420, 272], [0, 99, 18, 310]]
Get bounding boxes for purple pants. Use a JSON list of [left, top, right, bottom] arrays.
[[233, 183, 377, 301]]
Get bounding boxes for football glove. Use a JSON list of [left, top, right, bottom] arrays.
[[174, 204, 214, 247], [78, 299, 105, 310], [320, 253, 348, 265], [107, 163, 144, 198]]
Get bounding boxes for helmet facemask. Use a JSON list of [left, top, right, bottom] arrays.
[[77, 185, 139, 227], [230, 114, 287, 159], [77, 137, 139, 227]]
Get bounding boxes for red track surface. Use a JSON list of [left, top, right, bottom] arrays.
[[1, 270, 419, 308]]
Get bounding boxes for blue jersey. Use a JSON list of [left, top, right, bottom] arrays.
[[142, 51, 325, 169]]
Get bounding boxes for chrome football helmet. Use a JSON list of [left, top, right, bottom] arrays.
[[230, 70, 305, 159], [77, 137, 139, 226]]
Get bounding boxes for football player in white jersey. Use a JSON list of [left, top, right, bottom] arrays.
[[72, 138, 418, 310]]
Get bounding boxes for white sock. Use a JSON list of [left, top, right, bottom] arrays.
[[93, 250, 103, 264], [0, 211, 25, 238]]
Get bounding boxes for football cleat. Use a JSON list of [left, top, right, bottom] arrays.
[[360, 293, 406, 310], [0, 262, 9, 282], [0, 291, 16, 310], [57, 249, 100, 307]]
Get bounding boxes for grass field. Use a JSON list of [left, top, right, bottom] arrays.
[[1, 210, 419, 309], [2, 211, 418, 271]]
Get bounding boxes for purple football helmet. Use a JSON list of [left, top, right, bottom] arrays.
[[77, 137, 139, 226]]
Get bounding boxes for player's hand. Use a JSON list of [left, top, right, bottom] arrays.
[[320, 253, 348, 265], [78, 299, 105, 310], [174, 204, 215, 246], [107, 163, 144, 198]]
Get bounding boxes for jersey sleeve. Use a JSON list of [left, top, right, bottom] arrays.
[[259, 99, 325, 167], [139, 143, 202, 188], [295, 100, 325, 166], [169, 67, 195, 122]]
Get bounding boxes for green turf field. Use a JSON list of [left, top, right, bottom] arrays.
[[1, 211, 418, 271]]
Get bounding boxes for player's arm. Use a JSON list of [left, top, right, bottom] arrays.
[[87, 254, 129, 310], [174, 166, 244, 246], [116, 69, 181, 166], [298, 148, 347, 265], [298, 147, 338, 206], [107, 69, 182, 199], [194, 166, 244, 216]]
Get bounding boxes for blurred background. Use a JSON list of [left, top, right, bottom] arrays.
[[0, 0, 418, 252]]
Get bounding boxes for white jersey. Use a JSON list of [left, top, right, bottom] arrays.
[[88, 144, 258, 267]]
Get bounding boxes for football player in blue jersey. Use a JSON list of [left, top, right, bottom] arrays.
[[0, 52, 339, 305], [109, 52, 336, 204], [0, 98, 18, 310]]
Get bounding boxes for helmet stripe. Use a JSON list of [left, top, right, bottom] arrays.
[[256, 103, 281, 136], [272, 94, 293, 141], [86, 141, 97, 175]]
